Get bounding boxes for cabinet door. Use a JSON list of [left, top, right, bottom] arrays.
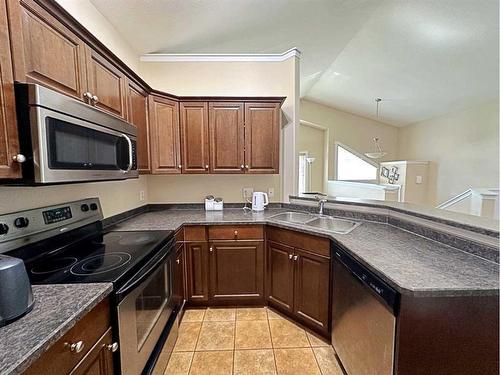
[[209, 102, 244, 173], [15, 0, 87, 100], [173, 244, 185, 309], [266, 241, 294, 313], [0, 0, 21, 179], [149, 96, 181, 174], [180, 102, 209, 174], [85, 47, 127, 118], [69, 328, 114, 375], [127, 81, 150, 173], [209, 241, 264, 305], [185, 242, 209, 303], [293, 248, 330, 334], [244, 102, 280, 174]]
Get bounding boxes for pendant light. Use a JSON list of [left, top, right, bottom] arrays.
[[365, 98, 387, 159]]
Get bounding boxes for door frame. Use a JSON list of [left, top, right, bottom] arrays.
[[299, 120, 329, 194]]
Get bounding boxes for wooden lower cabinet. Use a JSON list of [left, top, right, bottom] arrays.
[[266, 241, 294, 313], [209, 240, 264, 305], [25, 299, 115, 375], [185, 241, 209, 304], [293, 248, 330, 333], [69, 328, 114, 375]]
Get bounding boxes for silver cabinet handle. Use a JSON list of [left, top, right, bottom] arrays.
[[205, 165, 209, 170], [288, 254, 293, 260], [293, 255, 298, 261], [178, 164, 182, 169], [91, 95, 99, 104], [209, 247, 213, 252], [83, 92, 92, 102], [12, 154, 26, 163], [107, 342, 119, 352], [69, 340, 85, 353], [240, 164, 244, 170], [176, 259, 180, 264], [245, 165, 249, 169]]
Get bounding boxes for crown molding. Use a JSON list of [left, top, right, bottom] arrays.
[[140, 47, 301, 62]]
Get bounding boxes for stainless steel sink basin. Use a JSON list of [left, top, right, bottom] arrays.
[[269, 211, 314, 223], [305, 216, 361, 234]]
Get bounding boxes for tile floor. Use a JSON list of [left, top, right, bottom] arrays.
[[164, 307, 344, 375]]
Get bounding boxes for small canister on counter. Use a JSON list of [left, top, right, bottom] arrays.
[[205, 195, 215, 210], [213, 198, 224, 211]]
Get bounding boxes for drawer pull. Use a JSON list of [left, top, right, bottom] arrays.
[[234, 230, 238, 237], [107, 342, 119, 352], [69, 340, 85, 353]]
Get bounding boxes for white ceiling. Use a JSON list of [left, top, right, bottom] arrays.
[[90, 0, 499, 126]]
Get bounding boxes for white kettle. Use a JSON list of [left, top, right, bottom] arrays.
[[252, 192, 269, 211]]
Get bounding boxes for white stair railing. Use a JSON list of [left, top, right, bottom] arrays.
[[436, 189, 472, 209]]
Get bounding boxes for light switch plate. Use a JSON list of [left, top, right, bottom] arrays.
[[416, 176, 423, 184], [139, 190, 146, 201], [268, 187, 275, 198]]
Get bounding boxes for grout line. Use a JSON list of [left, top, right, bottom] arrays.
[[267, 311, 280, 374], [311, 347, 325, 375]]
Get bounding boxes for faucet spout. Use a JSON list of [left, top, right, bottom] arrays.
[[316, 195, 328, 215]]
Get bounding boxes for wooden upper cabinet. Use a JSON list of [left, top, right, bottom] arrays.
[[85, 47, 127, 118], [15, 0, 87, 101], [180, 102, 210, 174], [0, 0, 21, 179], [209, 102, 244, 173], [127, 80, 150, 172], [244, 102, 280, 174], [149, 95, 181, 174]]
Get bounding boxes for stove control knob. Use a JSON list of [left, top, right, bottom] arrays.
[[90, 203, 98, 211], [81, 204, 89, 212], [14, 217, 29, 228], [0, 223, 9, 235]]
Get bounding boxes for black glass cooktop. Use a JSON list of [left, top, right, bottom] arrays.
[[25, 230, 174, 285]]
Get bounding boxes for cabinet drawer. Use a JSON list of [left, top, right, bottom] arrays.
[[184, 226, 206, 241], [25, 298, 110, 375], [208, 225, 264, 240], [266, 226, 330, 257]]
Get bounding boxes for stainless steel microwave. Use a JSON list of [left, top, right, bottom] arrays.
[[11, 83, 138, 184]]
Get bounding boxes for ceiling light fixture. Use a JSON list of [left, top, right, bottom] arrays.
[[365, 98, 388, 160]]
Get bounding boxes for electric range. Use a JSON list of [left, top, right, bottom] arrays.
[[0, 198, 178, 375]]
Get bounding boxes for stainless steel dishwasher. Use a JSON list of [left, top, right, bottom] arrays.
[[332, 247, 399, 375]]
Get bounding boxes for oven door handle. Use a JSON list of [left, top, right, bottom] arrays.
[[120, 134, 133, 173], [115, 243, 174, 301]]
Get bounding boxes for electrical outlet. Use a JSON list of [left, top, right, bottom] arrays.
[[268, 187, 275, 198], [416, 176, 423, 184], [139, 190, 146, 201], [243, 187, 254, 198]]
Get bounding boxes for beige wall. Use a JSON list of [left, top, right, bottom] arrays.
[[297, 124, 325, 192], [140, 59, 298, 203], [0, 0, 146, 217], [300, 99, 399, 180], [398, 100, 499, 206]]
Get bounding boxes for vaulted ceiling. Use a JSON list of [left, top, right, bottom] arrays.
[[90, 0, 499, 126]]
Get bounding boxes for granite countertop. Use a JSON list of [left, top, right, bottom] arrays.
[[113, 208, 499, 297], [0, 283, 112, 375]]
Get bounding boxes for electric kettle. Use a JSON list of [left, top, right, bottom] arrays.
[[252, 192, 269, 211]]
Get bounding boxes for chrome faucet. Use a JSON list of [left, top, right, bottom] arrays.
[[317, 196, 328, 215]]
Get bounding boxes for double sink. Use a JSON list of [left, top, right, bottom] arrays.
[[269, 211, 361, 234]]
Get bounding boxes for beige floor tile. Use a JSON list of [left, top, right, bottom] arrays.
[[306, 331, 331, 347], [189, 351, 233, 375], [236, 307, 268, 321], [235, 320, 272, 349], [274, 348, 321, 375], [164, 352, 193, 375], [313, 347, 344, 375], [269, 319, 310, 348], [267, 308, 285, 320], [174, 322, 202, 352], [182, 309, 206, 323], [204, 308, 236, 322], [233, 349, 277, 375], [196, 321, 235, 351]]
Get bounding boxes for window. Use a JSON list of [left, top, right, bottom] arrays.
[[335, 143, 378, 182], [298, 151, 310, 193]]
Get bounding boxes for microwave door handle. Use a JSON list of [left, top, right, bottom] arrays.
[[121, 134, 133, 173]]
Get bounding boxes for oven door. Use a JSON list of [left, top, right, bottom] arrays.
[[116, 246, 175, 375], [31, 106, 138, 183]]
